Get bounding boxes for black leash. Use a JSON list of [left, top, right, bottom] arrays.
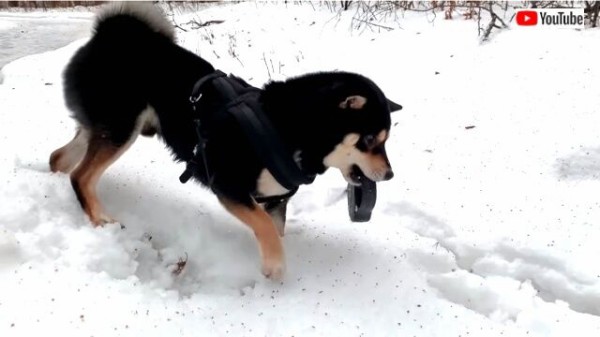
[[179, 70, 314, 200]]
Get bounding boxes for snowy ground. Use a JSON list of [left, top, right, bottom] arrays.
[[0, 11, 92, 68], [1, 2, 600, 336]]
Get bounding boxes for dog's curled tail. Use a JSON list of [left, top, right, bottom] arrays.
[[94, 1, 175, 41]]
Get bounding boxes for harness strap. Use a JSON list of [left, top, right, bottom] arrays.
[[189, 70, 227, 105], [228, 99, 314, 191], [180, 70, 231, 185], [254, 187, 298, 204], [180, 70, 315, 202], [178, 119, 210, 184]]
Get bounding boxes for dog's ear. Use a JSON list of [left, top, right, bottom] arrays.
[[339, 95, 367, 109], [387, 99, 402, 112]]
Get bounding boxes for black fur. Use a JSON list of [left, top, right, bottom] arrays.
[[63, 8, 397, 207]]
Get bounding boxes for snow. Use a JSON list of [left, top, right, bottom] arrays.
[[0, 12, 91, 68], [1, 2, 600, 336]]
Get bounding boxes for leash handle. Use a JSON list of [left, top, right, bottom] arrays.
[[347, 179, 377, 222]]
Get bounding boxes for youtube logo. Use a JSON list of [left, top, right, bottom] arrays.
[[515, 8, 584, 28], [516, 10, 538, 26]]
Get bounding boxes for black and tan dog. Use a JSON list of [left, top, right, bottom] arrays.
[[49, 2, 401, 280]]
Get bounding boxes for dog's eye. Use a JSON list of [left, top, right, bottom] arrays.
[[363, 135, 376, 146]]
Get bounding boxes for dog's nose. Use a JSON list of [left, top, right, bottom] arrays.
[[383, 170, 394, 181]]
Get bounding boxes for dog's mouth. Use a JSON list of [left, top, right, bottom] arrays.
[[347, 165, 367, 186]]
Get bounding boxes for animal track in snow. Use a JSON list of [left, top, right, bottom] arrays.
[[385, 202, 600, 318], [556, 146, 600, 180]]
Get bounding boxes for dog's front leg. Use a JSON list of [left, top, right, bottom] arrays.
[[264, 198, 289, 237], [219, 197, 286, 280]]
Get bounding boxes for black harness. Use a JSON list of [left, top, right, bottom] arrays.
[[179, 70, 315, 203]]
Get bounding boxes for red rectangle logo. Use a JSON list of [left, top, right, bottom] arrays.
[[516, 10, 538, 26]]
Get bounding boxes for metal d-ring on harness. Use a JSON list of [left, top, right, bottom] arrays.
[[179, 70, 315, 203]]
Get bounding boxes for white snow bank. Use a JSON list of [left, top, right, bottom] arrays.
[[1, 2, 600, 337]]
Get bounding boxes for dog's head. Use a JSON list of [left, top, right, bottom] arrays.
[[322, 86, 401, 185], [263, 72, 401, 185]]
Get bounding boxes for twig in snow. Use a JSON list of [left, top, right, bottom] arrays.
[[171, 253, 188, 276], [262, 53, 272, 80], [187, 19, 225, 29], [477, 2, 482, 36], [351, 18, 394, 31], [174, 24, 187, 32], [481, 14, 497, 41], [481, 3, 508, 42]]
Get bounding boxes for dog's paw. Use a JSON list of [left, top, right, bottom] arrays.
[[261, 257, 286, 281], [91, 214, 122, 228]]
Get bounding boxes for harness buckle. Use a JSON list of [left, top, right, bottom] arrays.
[[180, 119, 211, 185], [189, 93, 203, 105]]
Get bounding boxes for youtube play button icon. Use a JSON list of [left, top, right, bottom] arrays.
[[515, 8, 584, 28], [516, 10, 538, 26]]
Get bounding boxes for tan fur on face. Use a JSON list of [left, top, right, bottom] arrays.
[[364, 130, 389, 150], [376, 130, 388, 144], [323, 131, 391, 182], [339, 95, 367, 109]]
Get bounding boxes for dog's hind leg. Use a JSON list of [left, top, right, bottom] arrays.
[[70, 131, 137, 226], [49, 128, 89, 173], [219, 197, 286, 280]]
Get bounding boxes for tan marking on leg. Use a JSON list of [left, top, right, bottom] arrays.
[[264, 199, 289, 237], [220, 197, 285, 280], [49, 128, 89, 173], [70, 133, 137, 227], [272, 212, 286, 237]]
